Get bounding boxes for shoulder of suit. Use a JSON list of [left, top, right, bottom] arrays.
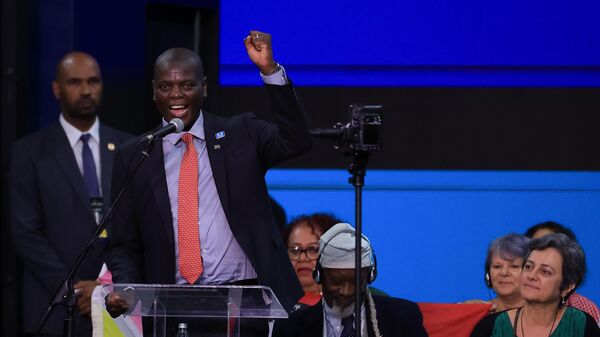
[[372, 295, 421, 312], [205, 111, 256, 124], [99, 122, 134, 142], [12, 121, 62, 149], [289, 300, 322, 319]]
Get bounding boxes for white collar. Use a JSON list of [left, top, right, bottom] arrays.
[[59, 114, 100, 147], [162, 110, 205, 145]]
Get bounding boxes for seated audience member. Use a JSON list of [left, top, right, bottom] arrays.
[[525, 221, 577, 241], [525, 221, 600, 324], [281, 213, 341, 307], [464, 234, 530, 313], [274, 223, 429, 337], [470, 233, 600, 337]]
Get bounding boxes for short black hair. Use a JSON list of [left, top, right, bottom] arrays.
[[154, 47, 204, 81], [525, 221, 577, 241], [55, 51, 100, 81], [527, 233, 586, 296]]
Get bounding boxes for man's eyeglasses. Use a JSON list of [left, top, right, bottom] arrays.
[[287, 245, 320, 261]]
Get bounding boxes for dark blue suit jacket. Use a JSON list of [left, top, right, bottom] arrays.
[[109, 83, 311, 312], [9, 121, 131, 335], [274, 295, 429, 337]]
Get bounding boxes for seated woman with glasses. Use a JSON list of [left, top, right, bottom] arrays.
[[470, 233, 600, 337], [281, 213, 341, 307]]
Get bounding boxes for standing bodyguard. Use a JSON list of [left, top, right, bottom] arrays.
[[9, 51, 130, 336]]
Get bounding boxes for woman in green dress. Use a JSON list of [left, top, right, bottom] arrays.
[[470, 233, 600, 337]]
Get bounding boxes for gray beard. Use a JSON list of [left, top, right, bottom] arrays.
[[330, 302, 355, 319]]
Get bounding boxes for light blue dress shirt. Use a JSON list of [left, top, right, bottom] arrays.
[[162, 113, 256, 285]]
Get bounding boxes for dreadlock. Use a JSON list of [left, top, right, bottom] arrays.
[[366, 288, 382, 337]]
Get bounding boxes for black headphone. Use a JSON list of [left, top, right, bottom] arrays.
[[485, 272, 492, 288], [312, 229, 377, 285]]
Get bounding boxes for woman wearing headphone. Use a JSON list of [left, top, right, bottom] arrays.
[[465, 234, 530, 313]]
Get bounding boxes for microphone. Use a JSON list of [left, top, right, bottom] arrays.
[[143, 118, 185, 142], [90, 197, 103, 225]]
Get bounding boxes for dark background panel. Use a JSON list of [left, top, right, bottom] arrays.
[[9, 0, 600, 172], [219, 86, 600, 170], [1, 0, 26, 336]]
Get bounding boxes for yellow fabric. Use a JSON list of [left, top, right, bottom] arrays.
[[91, 285, 143, 337], [102, 310, 126, 337]]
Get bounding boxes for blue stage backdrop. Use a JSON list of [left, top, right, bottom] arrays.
[[220, 0, 600, 86], [267, 169, 600, 304]]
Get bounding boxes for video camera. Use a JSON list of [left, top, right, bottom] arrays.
[[311, 104, 383, 153]]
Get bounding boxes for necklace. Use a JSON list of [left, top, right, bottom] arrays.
[[519, 306, 559, 337]]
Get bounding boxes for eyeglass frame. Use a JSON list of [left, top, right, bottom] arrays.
[[287, 244, 320, 261]]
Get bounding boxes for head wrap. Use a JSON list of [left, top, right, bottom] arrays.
[[318, 223, 374, 268]]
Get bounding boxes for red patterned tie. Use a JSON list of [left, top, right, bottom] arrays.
[[178, 133, 203, 284]]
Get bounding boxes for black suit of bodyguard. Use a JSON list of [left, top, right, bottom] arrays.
[[108, 32, 310, 314], [9, 52, 131, 336]]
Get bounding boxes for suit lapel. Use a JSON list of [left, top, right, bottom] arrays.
[[298, 302, 326, 337], [146, 141, 175, 248], [203, 113, 230, 214], [49, 123, 91, 211], [366, 300, 376, 337]]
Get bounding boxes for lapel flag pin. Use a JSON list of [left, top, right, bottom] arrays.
[[215, 131, 225, 139], [107, 143, 115, 151]]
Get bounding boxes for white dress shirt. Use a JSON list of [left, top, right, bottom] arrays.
[[323, 301, 367, 337], [59, 114, 102, 194]]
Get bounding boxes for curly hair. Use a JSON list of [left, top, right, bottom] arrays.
[[281, 213, 342, 246]]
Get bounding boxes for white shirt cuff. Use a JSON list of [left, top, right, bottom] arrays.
[[260, 64, 289, 86]]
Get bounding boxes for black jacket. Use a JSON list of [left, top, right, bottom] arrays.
[[274, 295, 430, 337], [9, 121, 131, 335]]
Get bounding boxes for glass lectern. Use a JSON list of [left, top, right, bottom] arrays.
[[104, 284, 288, 337]]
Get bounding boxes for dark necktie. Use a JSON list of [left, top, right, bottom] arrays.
[[80, 133, 100, 197], [341, 315, 356, 337]]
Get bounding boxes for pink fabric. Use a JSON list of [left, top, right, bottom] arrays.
[[98, 269, 112, 285], [567, 292, 600, 324]]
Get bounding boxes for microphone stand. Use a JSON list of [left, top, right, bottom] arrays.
[[35, 138, 158, 337], [349, 150, 369, 337]]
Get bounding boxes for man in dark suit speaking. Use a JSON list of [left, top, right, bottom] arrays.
[[9, 52, 131, 337], [273, 223, 429, 337], [106, 30, 311, 319]]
